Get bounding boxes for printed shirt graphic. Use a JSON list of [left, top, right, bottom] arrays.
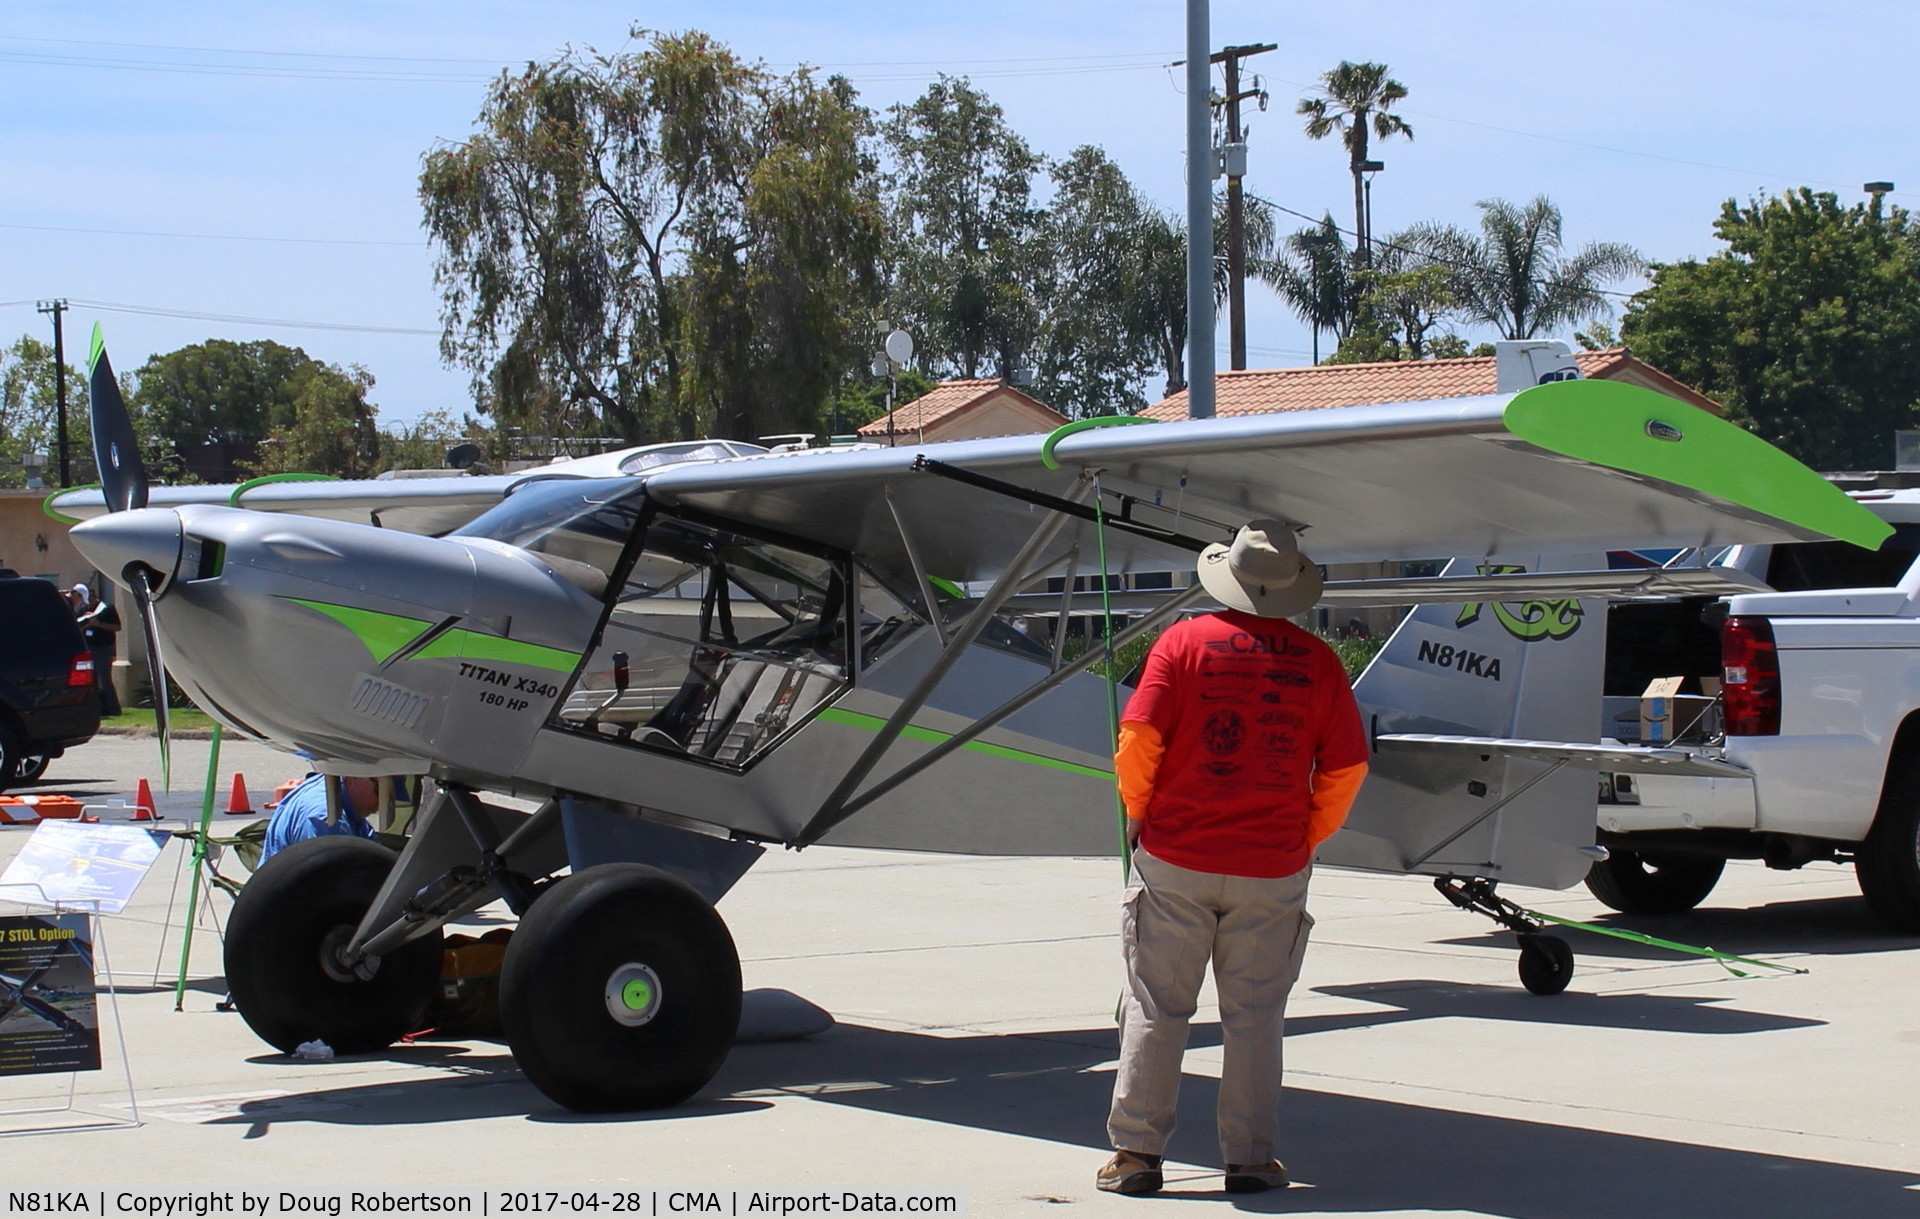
[[1123, 611, 1367, 878]]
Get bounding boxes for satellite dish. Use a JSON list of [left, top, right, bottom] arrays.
[[884, 329, 915, 364], [445, 442, 482, 470]]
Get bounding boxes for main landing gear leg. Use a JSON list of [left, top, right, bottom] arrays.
[[1434, 876, 1575, 996]]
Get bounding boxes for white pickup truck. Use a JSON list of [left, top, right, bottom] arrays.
[[1593, 487, 1920, 931]]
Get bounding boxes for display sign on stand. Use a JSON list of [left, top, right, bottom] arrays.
[[0, 915, 99, 1077]]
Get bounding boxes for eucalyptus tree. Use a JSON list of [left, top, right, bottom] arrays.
[[1415, 196, 1643, 340], [1297, 61, 1413, 264], [420, 29, 884, 443], [881, 76, 1046, 382]]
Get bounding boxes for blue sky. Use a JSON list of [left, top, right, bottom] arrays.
[[2, 1, 1912, 430]]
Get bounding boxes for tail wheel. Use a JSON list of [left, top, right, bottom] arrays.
[[1858, 761, 1920, 932], [225, 836, 442, 1054], [501, 863, 741, 1112], [1517, 933, 1574, 996], [1584, 851, 1724, 915]]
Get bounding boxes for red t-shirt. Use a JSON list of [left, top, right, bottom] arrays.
[[1121, 610, 1368, 878]]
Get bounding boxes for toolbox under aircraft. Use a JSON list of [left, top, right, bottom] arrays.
[[56, 326, 1887, 1112]]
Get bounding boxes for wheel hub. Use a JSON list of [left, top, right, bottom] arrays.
[[605, 963, 663, 1027], [317, 925, 377, 983]]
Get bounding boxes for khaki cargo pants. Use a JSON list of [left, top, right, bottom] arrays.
[[1106, 846, 1313, 1166]]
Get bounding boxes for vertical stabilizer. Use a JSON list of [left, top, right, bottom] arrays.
[[1319, 553, 1605, 889]]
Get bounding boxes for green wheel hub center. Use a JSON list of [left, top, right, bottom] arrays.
[[605, 963, 663, 1027]]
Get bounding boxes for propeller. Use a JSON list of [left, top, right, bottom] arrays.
[[87, 324, 147, 512], [85, 324, 170, 790]]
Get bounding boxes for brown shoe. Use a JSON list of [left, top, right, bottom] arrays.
[[1097, 1150, 1164, 1195], [1223, 1161, 1289, 1193]]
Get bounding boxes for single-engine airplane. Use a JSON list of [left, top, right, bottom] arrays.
[[59, 326, 1887, 1112]]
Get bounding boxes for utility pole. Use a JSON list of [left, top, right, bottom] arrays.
[[1212, 42, 1274, 371], [1183, 0, 1214, 419], [35, 299, 70, 487]]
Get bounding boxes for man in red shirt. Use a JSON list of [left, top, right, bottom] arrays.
[[1098, 521, 1368, 1196]]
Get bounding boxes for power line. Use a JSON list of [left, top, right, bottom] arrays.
[[63, 298, 439, 336], [0, 221, 424, 247]]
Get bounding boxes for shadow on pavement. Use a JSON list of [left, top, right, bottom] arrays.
[[1436, 895, 1919, 961], [1299, 978, 1823, 1036], [203, 1002, 1916, 1217]]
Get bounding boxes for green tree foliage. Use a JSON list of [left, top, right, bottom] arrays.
[[0, 335, 91, 488], [1259, 216, 1354, 359], [380, 408, 486, 472], [1032, 147, 1185, 415], [1297, 61, 1413, 262], [421, 29, 884, 444], [1416, 196, 1643, 339], [1624, 189, 1920, 470], [130, 338, 381, 477], [882, 76, 1045, 383]]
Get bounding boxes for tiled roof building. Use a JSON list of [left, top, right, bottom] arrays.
[[858, 379, 1070, 445], [1139, 350, 1720, 420]]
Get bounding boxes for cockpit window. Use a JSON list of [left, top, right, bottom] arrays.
[[552, 511, 850, 769], [452, 478, 646, 575]]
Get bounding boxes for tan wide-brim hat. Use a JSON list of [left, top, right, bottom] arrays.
[[1196, 520, 1323, 619]]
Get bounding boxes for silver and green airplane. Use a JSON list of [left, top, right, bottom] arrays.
[[56, 328, 1886, 1113]]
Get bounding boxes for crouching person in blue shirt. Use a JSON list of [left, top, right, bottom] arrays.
[[260, 774, 380, 864]]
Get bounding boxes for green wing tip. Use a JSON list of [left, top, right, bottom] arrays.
[[1040, 415, 1156, 470], [87, 323, 104, 375]]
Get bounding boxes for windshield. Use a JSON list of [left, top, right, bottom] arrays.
[[452, 477, 647, 575]]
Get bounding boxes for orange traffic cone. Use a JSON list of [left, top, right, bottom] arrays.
[[226, 773, 252, 815], [132, 777, 157, 821]]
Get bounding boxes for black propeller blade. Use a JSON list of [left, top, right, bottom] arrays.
[[129, 569, 171, 791], [87, 322, 147, 513], [87, 324, 168, 788]]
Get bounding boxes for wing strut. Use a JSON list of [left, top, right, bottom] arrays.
[[913, 456, 1223, 553], [797, 474, 1097, 847]]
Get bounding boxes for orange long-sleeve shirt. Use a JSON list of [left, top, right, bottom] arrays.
[[1116, 721, 1368, 851]]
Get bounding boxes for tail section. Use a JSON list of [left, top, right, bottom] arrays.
[[1320, 553, 1606, 890]]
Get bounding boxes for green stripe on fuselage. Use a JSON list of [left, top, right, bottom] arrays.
[[414, 629, 580, 673], [286, 599, 434, 664], [1504, 379, 1893, 551], [817, 706, 1112, 780], [285, 599, 580, 672]]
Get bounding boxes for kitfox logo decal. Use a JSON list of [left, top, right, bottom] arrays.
[[1452, 564, 1584, 642]]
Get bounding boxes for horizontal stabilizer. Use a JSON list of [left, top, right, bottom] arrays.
[[1000, 565, 1768, 615], [1319, 565, 1770, 607], [1376, 733, 1753, 779]]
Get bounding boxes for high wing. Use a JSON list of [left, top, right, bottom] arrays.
[[642, 380, 1888, 590], [44, 439, 770, 536], [47, 474, 521, 536]]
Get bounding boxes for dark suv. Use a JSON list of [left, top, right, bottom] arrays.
[[0, 576, 101, 790]]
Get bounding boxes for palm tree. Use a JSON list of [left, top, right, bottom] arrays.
[[1415, 197, 1645, 339], [1297, 62, 1413, 265], [1256, 215, 1354, 362]]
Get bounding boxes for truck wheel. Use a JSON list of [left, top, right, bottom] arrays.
[[1584, 851, 1724, 915], [1857, 770, 1920, 933], [0, 723, 20, 790], [226, 836, 443, 1054], [500, 863, 741, 1113]]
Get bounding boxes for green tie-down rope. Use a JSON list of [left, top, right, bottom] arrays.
[[1521, 906, 1808, 978]]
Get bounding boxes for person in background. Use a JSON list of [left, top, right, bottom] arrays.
[[259, 773, 379, 864], [1098, 521, 1369, 1197], [69, 583, 122, 716]]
